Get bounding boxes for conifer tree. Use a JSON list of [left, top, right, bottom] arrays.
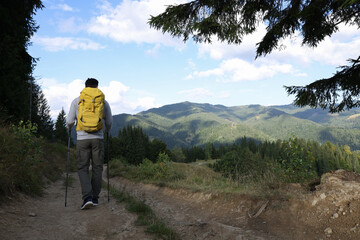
[[31, 83, 53, 139], [0, 0, 43, 121], [118, 126, 149, 165], [54, 108, 68, 145], [171, 146, 186, 162], [150, 0, 360, 112], [115, 125, 170, 164], [149, 139, 168, 162]]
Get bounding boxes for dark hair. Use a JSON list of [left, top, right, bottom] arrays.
[[85, 78, 99, 88]]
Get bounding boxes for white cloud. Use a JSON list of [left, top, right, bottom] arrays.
[[41, 78, 84, 119], [198, 24, 266, 61], [51, 4, 75, 12], [185, 74, 194, 80], [178, 88, 231, 101], [146, 44, 161, 57], [57, 17, 85, 33], [190, 58, 301, 82], [32, 36, 105, 52], [187, 59, 197, 70], [40, 78, 159, 119], [267, 25, 360, 66], [198, 23, 360, 66], [179, 88, 214, 100], [131, 97, 160, 111], [87, 0, 187, 48], [218, 91, 231, 99], [191, 24, 359, 84], [101, 81, 130, 114]]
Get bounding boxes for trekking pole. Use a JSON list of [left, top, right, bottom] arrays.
[[65, 130, 71, 207], [107, 132, 110, 202]]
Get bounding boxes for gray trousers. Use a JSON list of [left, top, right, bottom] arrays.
[[76, 138, 104, 200]]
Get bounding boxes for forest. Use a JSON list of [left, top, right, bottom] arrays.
[[0, 0, 69, 197], [2, 0, 360, 199], [109, 125, 360, 186], [0, 1, 68, 143]]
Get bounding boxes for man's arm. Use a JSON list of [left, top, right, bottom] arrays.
[[66, 98, 78, 130], [104, 100, 113, 132]]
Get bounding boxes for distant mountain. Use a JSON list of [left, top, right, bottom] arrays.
[[109, 102, 360, 150]]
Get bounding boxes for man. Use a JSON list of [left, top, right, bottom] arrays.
[[66, 78, 113, 210]]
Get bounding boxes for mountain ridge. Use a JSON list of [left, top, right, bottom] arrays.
[[109, 102, 360, 150]]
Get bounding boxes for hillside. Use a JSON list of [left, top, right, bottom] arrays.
[[110, 102, 360, 150]]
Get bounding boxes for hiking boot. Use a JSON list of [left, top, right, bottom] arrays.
[[92, 198, 98, 206], [81, 196, 94, 210]]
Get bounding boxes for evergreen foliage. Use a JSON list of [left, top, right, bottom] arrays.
[[285, 58, 360, 112], [149, 1, 360, 112], [109, 124, 360, 186], [119, 125, 149, 165], [149, 139, 168, 162], [211, 137, 360, 184], [110, 125, 170, 165], [111, 102, 360, 150], [30, 83, 54, 139], [171, 146, 186, 162], [0, 1, 53, 138], [0, 0, 43, 121], [181, 146, 206, 163], [54, 108, 68, 145]]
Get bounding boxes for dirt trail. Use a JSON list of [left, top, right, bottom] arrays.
[[107, 170, 360, 240], [109, 177, 272, 240], [0, 173, 271, 240], [2, 170, 360, 240], [0, 173, 151, 240]]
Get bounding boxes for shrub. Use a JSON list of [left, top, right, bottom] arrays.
[[138, 158, 156, 179], [212, 146, 271, 182], [211, 136, 360, 185], [0, 121, 43, 196], [279, 137, 318, 183], [138, 153, 172, 181]]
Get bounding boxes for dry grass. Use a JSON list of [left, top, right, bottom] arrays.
[[0, 123, 74, 199], [109, 159, 287, 198]]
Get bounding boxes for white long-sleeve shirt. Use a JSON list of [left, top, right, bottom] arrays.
[[66, 96, 113, 140]]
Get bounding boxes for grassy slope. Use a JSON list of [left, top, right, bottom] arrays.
[[0, 124, 76, 199], [109, 159, 285, 199], [110, 102, 360, 149]]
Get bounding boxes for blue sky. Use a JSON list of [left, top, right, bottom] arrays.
[[29, 0, 360, 118]]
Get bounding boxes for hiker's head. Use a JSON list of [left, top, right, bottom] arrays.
[[85, 78, 99, 88]]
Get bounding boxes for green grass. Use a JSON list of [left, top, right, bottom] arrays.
[[104, 182, 180, 240], [110, 102, 360, 150], [109, 159, 285, 199], [42, 141, 76, 182], [0, 122, 76, 200]]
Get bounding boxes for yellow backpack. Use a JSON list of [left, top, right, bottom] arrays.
[[76, 87, 105, 132]]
